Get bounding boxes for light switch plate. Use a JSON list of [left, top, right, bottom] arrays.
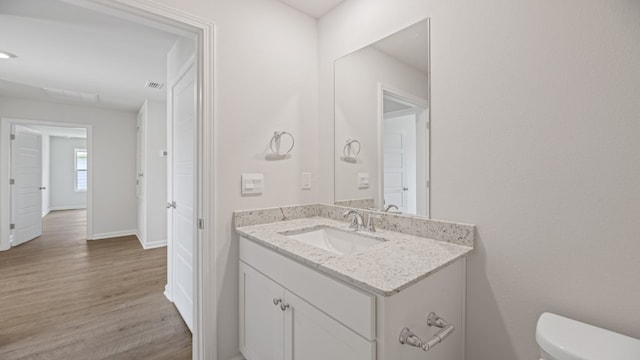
[[241, 173, 264, 195], [358, 172, 369, 189], [301, 172, 312, 190]]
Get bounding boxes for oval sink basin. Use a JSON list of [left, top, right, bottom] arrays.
[[283, 227, 383, 256]]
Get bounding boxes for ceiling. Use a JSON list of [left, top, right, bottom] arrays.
[[0, 0, 346, 111], [278, 0, 346, 18], [0, 0, 179, 111], [383, 98, 413, 114]]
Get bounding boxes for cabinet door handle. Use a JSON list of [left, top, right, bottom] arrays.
[[280, 303, 290, 311], [273, 298, 282, 306]]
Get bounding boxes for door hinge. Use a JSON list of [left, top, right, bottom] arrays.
[[9, 224, 15, 230], [10, 134, 15, 140], [9, 179, 15, 185], [427, 180, 431, 188], [198, 218, 204, 230], [426, 121, 430, 130]]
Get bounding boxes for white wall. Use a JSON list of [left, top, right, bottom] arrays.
[[0, 97, 138, 239], [167, 36, 194, 82], [140, 1, 320, 358], [334, 45, 427, 207], [50, 136, 87, 210], [320, 1, 640, 359], [139, 99, 167, 247]]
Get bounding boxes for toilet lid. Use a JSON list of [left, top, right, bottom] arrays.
[[536, 313, 640, 360]]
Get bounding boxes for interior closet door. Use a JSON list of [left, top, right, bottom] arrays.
[[11, 125, 43, 246], [170, 61, 196, 331]]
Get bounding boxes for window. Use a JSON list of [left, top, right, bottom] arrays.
[[74, 148, 88, 192]]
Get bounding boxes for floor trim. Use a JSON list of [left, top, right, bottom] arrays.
[[50, 205, 87, 211], [91, 229, 137, 240], [141, 239, 168, 250]]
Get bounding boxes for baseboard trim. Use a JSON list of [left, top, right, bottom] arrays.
[[3, 234, 14, 250], [164, 284, 172, 302], [141, 239, 167, 250], [136, 233, 167, 250], [41, 208, 50, 217], [136, 232, 144, 247], [50, 205, 87, 211], [90, 229, 137, 240]]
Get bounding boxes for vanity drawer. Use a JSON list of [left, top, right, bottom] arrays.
[[240, 237, 376, 340]]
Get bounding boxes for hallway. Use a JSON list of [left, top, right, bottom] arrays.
[[0, 210, 191, 359]]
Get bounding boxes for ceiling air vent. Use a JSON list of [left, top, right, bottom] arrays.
[[145, 81, 165, 90]]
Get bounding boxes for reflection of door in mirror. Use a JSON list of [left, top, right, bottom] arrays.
[[334, 18, 430, 217], [382, 91, 428, 216]]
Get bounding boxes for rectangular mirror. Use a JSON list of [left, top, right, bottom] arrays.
[[334, 19, 431, 217]]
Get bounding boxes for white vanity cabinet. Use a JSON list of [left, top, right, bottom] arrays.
[[239, 262, 285, 360], [240, 262, 376, 360], [239, 236, 465, 360]]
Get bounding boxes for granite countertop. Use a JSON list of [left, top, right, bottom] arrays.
[[236, 216, 473, 297]]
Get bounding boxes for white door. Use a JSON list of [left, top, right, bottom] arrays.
[[239, 262, 285, 360], [284, 290, 375, 360], [169, 62, 196, 331], [11, 125, 43, 246], [383, 127, 409, 213], [136, 110, 145, 242], [383, 114, 417, 214]]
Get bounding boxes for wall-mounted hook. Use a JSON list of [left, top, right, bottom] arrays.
[[342, 138, 361, 163]]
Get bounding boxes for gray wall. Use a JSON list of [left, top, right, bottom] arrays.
[[50, 136, 87, 210], [319, 1, 640, 359]]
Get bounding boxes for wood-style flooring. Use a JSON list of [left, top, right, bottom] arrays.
[[0, 210, 191, 360]]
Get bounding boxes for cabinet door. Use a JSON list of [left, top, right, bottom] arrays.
[[240, 262, 285, 360], [284, 290, 375, 360]]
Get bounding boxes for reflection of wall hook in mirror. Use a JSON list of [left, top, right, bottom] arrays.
[[269, 130, 295, 156], [342, 138, 361, 163]]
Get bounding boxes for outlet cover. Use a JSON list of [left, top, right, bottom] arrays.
[[241, 173, 264, 195], [301, 172, 312, 190]]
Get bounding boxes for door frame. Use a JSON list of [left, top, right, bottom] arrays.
[[61, 1, 217, 359], [377, 84, 430, 217], [136, 106, 146, 244], [0, 117, 94, 248]]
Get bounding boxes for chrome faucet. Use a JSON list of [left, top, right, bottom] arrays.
[[342, 209, 364, 230], [366, 214, 380, 232], [383, 204, 399, 212]]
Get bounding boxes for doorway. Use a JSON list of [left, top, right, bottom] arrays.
[[0, 1, 215, 358], [380, 88, 430, 217], [0, 118, 93, 248]]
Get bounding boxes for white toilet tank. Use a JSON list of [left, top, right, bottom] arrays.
[[536, 312, 640, 360]]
